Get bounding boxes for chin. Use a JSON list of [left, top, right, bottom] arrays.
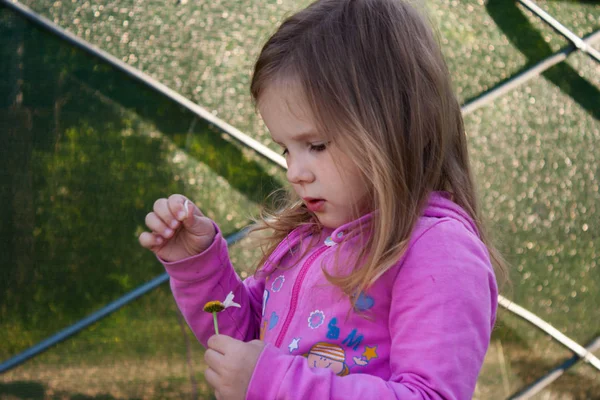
[[317, 216, 347, 229]]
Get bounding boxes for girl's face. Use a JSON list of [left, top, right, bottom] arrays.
[[258, 81, 369, 228]]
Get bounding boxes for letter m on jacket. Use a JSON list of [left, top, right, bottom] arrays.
[[342, 329, 363, 350]]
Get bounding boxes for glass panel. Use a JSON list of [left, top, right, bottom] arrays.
[[2, 1, 598, 399], [17, 0, 312, 152], [535, 346, 600, 399], [466, 54, 599, 396], [18, 0, 599, 124], [477, 308, 573, 399], [1, 9, 281, 398], [1, 289, 215, 399]]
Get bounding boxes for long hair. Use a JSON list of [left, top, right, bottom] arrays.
[[249, 0, 508, 300]]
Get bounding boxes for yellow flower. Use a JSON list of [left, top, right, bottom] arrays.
[[203, 292, 241, 335], [203, 292, 241, 313], [203, 301, 225, 313]]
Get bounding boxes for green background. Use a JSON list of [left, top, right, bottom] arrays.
[[1, 0, 598, 398]]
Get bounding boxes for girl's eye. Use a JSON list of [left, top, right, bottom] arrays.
[[310, 142, 329, 152]]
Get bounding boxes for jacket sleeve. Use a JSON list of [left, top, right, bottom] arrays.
[[160, 223, 264, 346], [245, 220, 498, 400]]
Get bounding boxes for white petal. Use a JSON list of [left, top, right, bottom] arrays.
[[223, 292, 234, 304], [227, 301, 241, 308], [222, 291, 241, 308]]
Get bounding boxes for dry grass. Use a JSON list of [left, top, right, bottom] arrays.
[[1, 357, 213, 400]]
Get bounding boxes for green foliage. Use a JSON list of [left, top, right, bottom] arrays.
[[1, 0, 599, 398], [0, 10, 280, 358]]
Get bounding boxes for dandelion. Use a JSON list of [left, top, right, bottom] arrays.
[[203, 291, 240, 334]]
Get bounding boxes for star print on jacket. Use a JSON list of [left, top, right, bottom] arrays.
[[288, 337, 301, 353], [363, 346, 378, 361]]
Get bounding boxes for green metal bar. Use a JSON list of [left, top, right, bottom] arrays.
[[518, 0, 600, 63]]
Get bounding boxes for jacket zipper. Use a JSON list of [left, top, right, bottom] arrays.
[[274, 245, 329, 348]]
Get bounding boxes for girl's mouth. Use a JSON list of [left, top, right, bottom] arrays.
[[304, 198, 325, 212]]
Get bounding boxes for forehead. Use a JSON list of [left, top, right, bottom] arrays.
[[257, 79, 319, 142]]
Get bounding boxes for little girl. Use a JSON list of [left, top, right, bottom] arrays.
[[139, 0, 504, 399]]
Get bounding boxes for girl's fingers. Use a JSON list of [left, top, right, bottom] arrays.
[[144, 212, 174, 239], [138, 231, 164, 249], [204, 367, 221, 389], [207, 334, 239, 355], [153, 198, 181, 230], [204, 348, 226, 373], [168, 194, 202, 222]]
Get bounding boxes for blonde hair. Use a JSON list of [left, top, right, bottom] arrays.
[[250, 0, 507, 301]]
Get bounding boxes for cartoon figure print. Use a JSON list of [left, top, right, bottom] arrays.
[[304, 342, 350, 376]]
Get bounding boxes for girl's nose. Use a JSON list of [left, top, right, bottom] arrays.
[[286, 157, 315, 185]]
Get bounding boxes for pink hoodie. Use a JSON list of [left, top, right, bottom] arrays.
[[162, 191, 498, 399]]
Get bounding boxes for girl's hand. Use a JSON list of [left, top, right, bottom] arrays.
[[139, 194, 216, 262], [204, 335, 265, 400]]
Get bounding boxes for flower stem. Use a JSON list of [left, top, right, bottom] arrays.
[[212, 312, 219, 335]]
